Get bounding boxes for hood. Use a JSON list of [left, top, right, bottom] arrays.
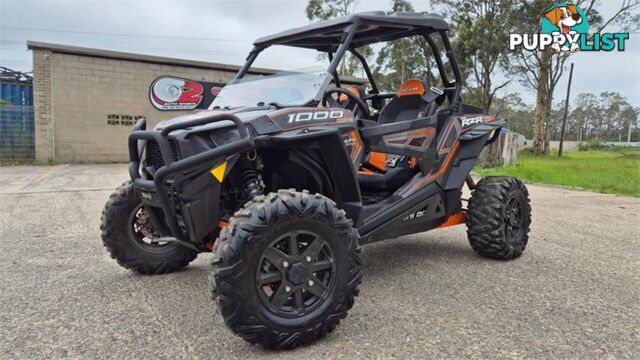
[[154, 106, 275, 132]]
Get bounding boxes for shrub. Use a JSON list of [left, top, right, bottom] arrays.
[[578, 139, 609, 151]]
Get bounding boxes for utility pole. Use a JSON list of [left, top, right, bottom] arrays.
[[628, 119, 633, 143], [558, 63, 574, 157]]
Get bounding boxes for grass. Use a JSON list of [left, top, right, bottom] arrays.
[[475, 148, 640, 197]]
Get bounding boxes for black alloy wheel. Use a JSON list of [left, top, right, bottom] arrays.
[[256, 230, 336, 317], [212, 190, 363, 349], [505, 196, 526, 244], [129, 204, 171, 248]]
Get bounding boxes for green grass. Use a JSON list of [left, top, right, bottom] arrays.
[[476, 148, 640, 197]]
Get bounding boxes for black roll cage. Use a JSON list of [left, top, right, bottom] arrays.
[[233, 21, 462, 107]]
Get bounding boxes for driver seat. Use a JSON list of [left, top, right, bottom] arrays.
[[358, 79, 437, 193], [378, 79, 437, 124]]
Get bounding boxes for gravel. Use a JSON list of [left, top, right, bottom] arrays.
[[1, 164, 638, 358]]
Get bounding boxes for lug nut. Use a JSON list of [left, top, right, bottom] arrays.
[[282, 261, 289, 268], [305, 256, 312, 262], [285, 286, 291, 292], [308, 280, 314, 286]]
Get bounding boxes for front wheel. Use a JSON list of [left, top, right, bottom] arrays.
[[100, 181, 198, 274], [212, 190, 363, 349], [466, 176, 531, 260]]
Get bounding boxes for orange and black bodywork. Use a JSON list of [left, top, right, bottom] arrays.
[[126, 14, 504, 250], [354, 101, 503, 243], [128, 93, 502, 251], [110, 12, 534, 350]]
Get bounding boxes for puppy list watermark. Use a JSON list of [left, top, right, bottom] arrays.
[[509, 2, 629, 53]]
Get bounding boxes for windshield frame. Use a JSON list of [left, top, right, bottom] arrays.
[[230, 24, 357, 96], [209, 70, 333, 109], [220, 20, 462, 109]]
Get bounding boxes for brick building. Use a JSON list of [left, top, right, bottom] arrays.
[[28, 41, 365, 163]]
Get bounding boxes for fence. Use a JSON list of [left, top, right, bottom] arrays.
[[0, 104, 35, 163], [521, 140, 640, 152]]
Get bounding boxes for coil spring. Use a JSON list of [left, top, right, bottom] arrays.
[[238, 150, 263, 201]]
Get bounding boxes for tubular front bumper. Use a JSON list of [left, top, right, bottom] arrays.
[[128, 114, 253, 244]]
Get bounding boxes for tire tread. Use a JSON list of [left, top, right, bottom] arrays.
[[100, 181, 198, 274], [466, 176, 531, 260], [212, 189, 363, 349]]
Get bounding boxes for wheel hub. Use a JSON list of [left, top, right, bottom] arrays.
[[255, 230, 336, 317], [509, 208, 520, 226], [130, 205, 170, 246], [505, 196, 526, 243], [287, 263, 308, 285]]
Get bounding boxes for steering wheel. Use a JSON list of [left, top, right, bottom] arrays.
[[322, 88, 371, 119]]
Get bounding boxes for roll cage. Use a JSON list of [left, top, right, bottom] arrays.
[[232, 11, 463, 109]]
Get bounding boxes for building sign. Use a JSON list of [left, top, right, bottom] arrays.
[[149, 76, 225, 111]]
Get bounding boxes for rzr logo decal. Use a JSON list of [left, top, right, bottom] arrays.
[[287, 110, 345, 123], [461, 116, 484, 128], [460, 115, 495, 128]]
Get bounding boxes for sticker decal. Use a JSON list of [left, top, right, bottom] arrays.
[[287, 110, 345, 123], [150, 76, 225, 111], [459, 115, 495, 129]]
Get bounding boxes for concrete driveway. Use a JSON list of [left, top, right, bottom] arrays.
[[1, 164, 638, 358]]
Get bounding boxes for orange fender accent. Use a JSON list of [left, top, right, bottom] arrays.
[[438, 211, 466, 228]]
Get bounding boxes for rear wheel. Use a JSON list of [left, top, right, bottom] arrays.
[[466, 176, 531, 260], [212, 190, 363, 349], [100, 181, 198, 274]]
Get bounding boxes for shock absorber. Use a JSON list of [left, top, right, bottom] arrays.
[[237, 149, 263, 201]]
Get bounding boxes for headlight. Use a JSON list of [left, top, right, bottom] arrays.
[[210, 129, 241, 147]]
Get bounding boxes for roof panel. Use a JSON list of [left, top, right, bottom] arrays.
[[253, 11, 448, 49]]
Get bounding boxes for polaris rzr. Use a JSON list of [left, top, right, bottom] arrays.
[[101, 11, 531, 349]]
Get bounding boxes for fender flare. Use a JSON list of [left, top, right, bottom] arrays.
[[255, 127, 363, 224]]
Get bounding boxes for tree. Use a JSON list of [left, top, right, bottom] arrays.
[[373, 0, 437, 90], [306, 0, 355, 20], [620, 106, 640, 142], [431, 0, 518, 113], [564, 92, 638, 142], [493, 93, 536, 138], [305, 0, 372, 77]]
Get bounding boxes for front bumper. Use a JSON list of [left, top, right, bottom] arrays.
[[128, 114, 253, 245]]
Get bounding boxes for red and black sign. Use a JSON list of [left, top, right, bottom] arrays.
[[150, 76, 225, 111]]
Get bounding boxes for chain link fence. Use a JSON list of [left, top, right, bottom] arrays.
[[0, 104, 35, 163]]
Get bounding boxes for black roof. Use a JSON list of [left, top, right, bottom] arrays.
[[254, 11, 449, 51]]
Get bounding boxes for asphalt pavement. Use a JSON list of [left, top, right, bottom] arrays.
[[1, 164, 638, 359]]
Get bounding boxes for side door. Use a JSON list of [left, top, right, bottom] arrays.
[[360, 114, 439, 174]]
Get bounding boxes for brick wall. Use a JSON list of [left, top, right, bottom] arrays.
[[30, 47, 239, 163], [32, 49, 54, 163], [48, 53, 234, 163], [28, 42, 365, 163]]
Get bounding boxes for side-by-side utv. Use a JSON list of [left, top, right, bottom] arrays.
[[101, 11, 531, 349]]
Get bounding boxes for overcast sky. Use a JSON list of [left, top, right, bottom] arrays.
[[1, 0, 638, 107]]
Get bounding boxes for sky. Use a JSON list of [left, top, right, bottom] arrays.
[[1, 0, 638, 107]]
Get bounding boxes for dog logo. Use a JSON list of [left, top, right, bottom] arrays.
[[509, 2, 628, 53], [542, 3, 588, 52]]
